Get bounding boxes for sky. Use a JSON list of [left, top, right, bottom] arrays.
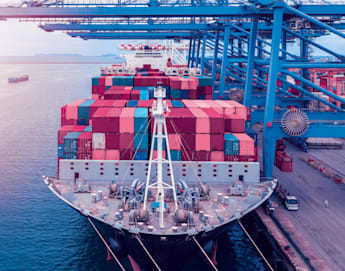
[[1, 20, 122, 56], [0, 3, 345, 57]]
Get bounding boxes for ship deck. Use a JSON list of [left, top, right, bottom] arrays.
[[48, 178, 275, 236], [257, 132, 345, 270]]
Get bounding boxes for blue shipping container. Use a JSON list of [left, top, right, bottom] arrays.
[[58, 144, 63, 158], [63, 132, 82, 154], [63, 152, 78, 159], [170, 150, 181, 161], [140, 89, 149, 100], [127, 100, 138, 107], [134, 108, 148, 133], [224, 134, 240, 155], [77, 119, 89, 126], [180, 90, 189, 99], [84, 126, 92, 132], [134, 150, 148, 160], [171, 100, 184, 108], [78, 99, 95, 120], [171, 89, 181, 99], [92, 77, 99, 86], [134, 133, 149, 150]]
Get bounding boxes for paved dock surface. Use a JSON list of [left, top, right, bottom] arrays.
[[258, 133, 345, 271], [273, 144, 345, 271], [308, 145, 345, 176]]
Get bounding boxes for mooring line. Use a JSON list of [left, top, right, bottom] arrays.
[[192, 236, 218, 271], [237, 219, 274, 271], [87, 217, 126, 271], [135, 235, 161, 271]]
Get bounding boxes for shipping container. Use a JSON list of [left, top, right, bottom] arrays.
[[119, 133, 134, 149], [134, 108, 149, 133], [224, 114, 245, 133], [195, 134, 210, 151], [134, 133, 149, 150], [224, 134, 240, 155], [92, 149, 106, 160], [77, 132, 92, 159], [105, 150, 120, 160], [63, 132, 82, 154], [92, 133, 106, 149], [134, 150, 149, 160], [170, 150, 181, 161], [120, 107, 135, 133], [168, 134, 181, 150], [189, 107, 210, 134], [233, 133, 255, 156], [105, 133, 120, 149]]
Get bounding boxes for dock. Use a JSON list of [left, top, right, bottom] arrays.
[[256, 134, 345, 271]]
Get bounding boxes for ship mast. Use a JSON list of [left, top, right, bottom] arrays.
[[143, 83, 178, 229]]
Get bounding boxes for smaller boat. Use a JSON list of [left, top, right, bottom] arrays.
[[8, 75, 29, 83]]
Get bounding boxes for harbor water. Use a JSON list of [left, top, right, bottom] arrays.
[[0, 64, 266, 271]]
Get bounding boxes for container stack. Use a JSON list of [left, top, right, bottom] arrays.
[[58, 64, 257, 164], [274, 139, 293, 171]]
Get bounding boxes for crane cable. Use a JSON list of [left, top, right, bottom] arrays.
[[237, 219, 274, 271], [87, 217, 126, 271]]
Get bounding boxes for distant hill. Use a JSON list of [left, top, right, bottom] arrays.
[[0, 54, 125, 64]]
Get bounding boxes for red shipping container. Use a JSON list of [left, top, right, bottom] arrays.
[[224, 101, 248, 120], [224, 114, 245, 133], [92, 149, 106, 160], [210, 134, 224, 151], [189, 89, 198, 99], [106, 150, 120, 160], [119, 133, 134, 149], [181, 134, 195, 151], [137, 100, 150, 107], [120, 149, 134, 160], [105, 133, 120, 149], [92, 108, 122, 133], [92, 86, 99, 94], [181, 150, 195, 161], [202, 108, 224, 133], [77, 132, 92, 159], [182, 99, 197, 108], [195, 150, 209, 161], [134, 76, 169, 87], [225, 155, 240, 162], [143, 64, 151, 70], [168, 134, 181, 150], [91, 94, 100, 100], [189, 107, 210, 134], [233, 133, 255, 156], [131, 89, 141, 100], [167, 108, 196, 134], [98, 76, 106, 86], [98, 85, 106, 95], [210, 151, 224, 161], [195, 134, 210, 151], [105, 76, 113, 86], [120, 107, 135, 133], [61, 119, 78, 127]]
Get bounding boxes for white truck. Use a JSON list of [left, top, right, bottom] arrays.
[[285, 196, 299, 211]]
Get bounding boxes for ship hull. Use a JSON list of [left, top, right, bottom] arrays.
[[88, 215, 232, 271]]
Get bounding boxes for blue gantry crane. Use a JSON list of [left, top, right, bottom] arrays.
[[2, 0, 345, 177]]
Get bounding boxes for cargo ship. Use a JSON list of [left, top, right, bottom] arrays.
[[8, 74, 29, 83], [44, 47, 276, 270]]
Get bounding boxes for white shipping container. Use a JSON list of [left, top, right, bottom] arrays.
[[92, 133, 106, 149]]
